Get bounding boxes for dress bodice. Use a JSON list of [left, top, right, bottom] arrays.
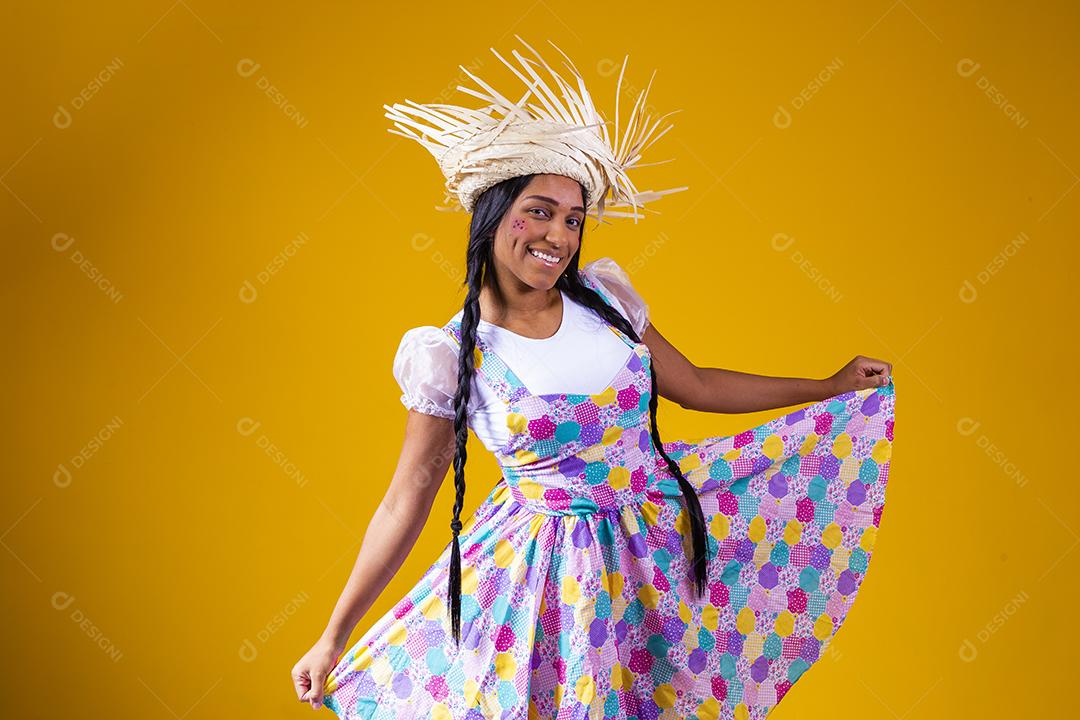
[[439, 274, 684, 517]]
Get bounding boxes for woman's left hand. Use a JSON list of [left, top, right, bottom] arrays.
[[824, 355, 893, 396]]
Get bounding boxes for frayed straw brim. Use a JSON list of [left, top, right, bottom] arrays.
[[384, 36, 688, 225]]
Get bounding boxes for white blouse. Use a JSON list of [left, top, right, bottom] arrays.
[[392, 257, 651, 454]]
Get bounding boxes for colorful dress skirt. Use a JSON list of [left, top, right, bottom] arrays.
[[323, 281, 896, 720]]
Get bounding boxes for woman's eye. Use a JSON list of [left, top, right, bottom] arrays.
[[527, 208, 579, 227]]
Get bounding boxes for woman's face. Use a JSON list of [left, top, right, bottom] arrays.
[[490, 174, 585, 290]]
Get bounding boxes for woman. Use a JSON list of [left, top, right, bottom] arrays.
[[293, 38, 896, 720]]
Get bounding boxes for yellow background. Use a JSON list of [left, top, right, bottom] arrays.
[[5, 1, 1077, 717]]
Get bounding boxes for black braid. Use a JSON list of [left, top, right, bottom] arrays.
[[447, 259, 481, 646], [557, 272, 710, 598], [446, 175, 537, 646]]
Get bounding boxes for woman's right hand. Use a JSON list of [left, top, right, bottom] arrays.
[[291, 636, 345, 710]]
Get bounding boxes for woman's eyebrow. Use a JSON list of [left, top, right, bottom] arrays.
[[523, 194, 585, 213]]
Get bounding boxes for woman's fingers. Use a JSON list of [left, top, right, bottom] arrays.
[[303, 670, 327, 708], [293, 640, 341, 710], [293, 667, 312, 701], [858, 356, 891, 386]]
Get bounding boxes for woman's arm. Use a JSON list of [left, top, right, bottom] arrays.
[[643, 323, 833, 415], [319, 409, 456, 650]]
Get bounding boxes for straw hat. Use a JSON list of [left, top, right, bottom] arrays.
[[383, 36, 688, 224]]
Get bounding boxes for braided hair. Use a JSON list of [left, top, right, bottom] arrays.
[[446, 174, 708, 646]]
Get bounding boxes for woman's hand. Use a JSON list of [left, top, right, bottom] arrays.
[[291, 636, 345, 710], [824, 355, 893, 396]]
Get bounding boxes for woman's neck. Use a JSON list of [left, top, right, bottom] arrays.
[[478, 282, 563, 337]]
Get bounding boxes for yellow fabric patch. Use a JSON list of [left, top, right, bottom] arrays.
[[612, 663, 633, 690], [799, 433, 819, 456], [561, 576, 581, 606], [736, 606, 757, 634], [742, 632, 764, 659], [711, 513, 730, 539], [506, 412, 527, 434], [460, 514, 478, 536], [814, 613, 835, 640], [748, 516, 767, 543], [833, 432, 853, 459], [386, 621, 407, 646], [638, 583, 659, 609], [514, 449, 539, 464], [696, 697, 720, 720], [753, 540, 773, 568], [421, 593, 446, 619], [701, 604, 719, 631], [723, 448, 742, 462], [606, 571, 624, 597], [830, 546, 851, 576], [872, 437, 892, 464], [762, 434, 784, 459], [608, 466, 630, 490], [773, 610, 795, 637], [860, 526, 878, 551], [640, 501, 659, 526], [784, 519, 802, 545], [432, 703, 453, 720], [494, 539, 515, 568], [653, 683, 677, 708], [519, 479, 544, 500], [821, 522, 843, 549], [840, 457, 859, 484], [602, 426, 623, 445], [674, 508, 689, 536], [575, 675, 596, 704], [337, 644, 373, 683], [461, 565, 479, 595], [592, 387, 616, 406], [496, 652, 516, 680], [464, 679, 480, 707], [679, 453, 702, 472]]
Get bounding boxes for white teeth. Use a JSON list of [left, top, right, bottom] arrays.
[[529, 248, 559, 263]]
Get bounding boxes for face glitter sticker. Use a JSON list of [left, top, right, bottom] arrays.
[[512, 218, 526, 231]]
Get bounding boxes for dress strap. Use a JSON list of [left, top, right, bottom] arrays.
[[578, 269, 639, 350], [440, 320, 529, 406]]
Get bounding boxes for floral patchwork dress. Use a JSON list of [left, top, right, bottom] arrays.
[[322, 259, 897, 720]]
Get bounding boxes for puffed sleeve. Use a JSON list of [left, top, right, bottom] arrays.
[[583, 256, 651, 336], [392, 326, 458, 420]]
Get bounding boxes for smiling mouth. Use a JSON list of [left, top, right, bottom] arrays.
[[528, 247, 561, 267]]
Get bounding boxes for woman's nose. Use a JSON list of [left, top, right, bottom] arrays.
[[546, 224, 573, 246]]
